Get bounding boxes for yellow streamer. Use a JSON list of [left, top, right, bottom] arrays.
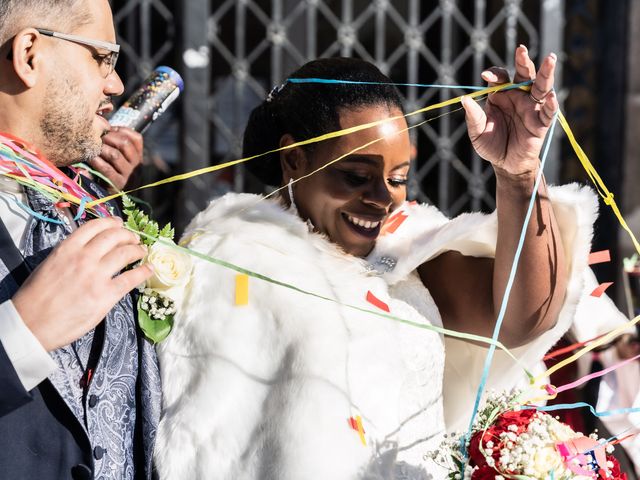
[[532, 314, 640, 385], [5, 174, 86, 205], [87, 82, 514, 207], [557, 112, 640, 255], [254, 103, 471, 209]]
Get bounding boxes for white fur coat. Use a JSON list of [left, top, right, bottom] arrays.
[[156, 194, 447, 480], [155, 184, 600, 479]]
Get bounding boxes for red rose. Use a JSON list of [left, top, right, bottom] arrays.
[[493, 409, 537, 433], [469, 409, 537, 470], [604, 455, 627, 480], [468, 427, 500, 467], [472, 465, 502, 480]]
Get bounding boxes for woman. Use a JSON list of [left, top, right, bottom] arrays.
[[155, 49, 598, 479]]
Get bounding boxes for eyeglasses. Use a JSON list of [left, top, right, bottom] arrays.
[[35, 28, 120, 78]]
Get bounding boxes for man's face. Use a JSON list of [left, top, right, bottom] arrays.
[[39, 0, 123, 166]]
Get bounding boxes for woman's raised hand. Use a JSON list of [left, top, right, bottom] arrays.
[[461, 45, 559, 179]]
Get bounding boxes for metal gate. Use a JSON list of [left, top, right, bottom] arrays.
[[112, 0, 565, 231]]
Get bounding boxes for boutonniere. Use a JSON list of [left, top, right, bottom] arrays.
[[123, 195, 193, 343]]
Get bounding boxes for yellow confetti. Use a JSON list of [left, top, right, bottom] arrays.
[[235, 274, 249, 306]]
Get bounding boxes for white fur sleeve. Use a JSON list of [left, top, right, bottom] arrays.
[[373, 184, 604, 432]]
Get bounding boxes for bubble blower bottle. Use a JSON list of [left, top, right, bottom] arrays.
[[109, 66, 184, 133]]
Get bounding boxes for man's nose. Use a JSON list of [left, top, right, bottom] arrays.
[[105, 70, 125, 97]]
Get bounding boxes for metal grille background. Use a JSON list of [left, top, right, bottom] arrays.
[[112, 0, 564, 231]]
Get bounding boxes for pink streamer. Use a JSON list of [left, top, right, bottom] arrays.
[[554, 352, 640, 394]]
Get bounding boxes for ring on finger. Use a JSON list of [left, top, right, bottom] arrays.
[[529, 91, 545, 104]]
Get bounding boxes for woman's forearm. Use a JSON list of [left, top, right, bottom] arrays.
[[493, 167, 567, 347]]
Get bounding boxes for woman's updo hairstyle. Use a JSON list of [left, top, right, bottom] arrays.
[[242, 57, 404, 186]]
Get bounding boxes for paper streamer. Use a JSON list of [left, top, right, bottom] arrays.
[[128, 227, 531, 372], [88, 80, 532, 208], [558, 112, 640, 255], [543, 333, 607, 361], [525, 402, 640, 418], [463, 111, 559, 452], [534, 314, 640, 384], [287, 77, 486, 91], [546, 352, 640, 396]]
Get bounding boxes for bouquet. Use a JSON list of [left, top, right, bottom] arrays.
[[429, 391, 626, 480]]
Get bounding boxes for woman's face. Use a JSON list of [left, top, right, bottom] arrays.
[[291, 104, 411, 257]]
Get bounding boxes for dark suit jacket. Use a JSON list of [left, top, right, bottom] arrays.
[[0, 177, 161, 480], [0, 345, 95, 480]]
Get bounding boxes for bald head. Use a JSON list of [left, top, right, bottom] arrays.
[[0, 0, 92, 45]]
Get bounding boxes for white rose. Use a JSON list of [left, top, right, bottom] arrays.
[[532, 446, 567, 477], [145, 240, 193, 307]]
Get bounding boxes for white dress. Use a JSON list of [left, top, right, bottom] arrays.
[[155, 184, 598, 479]]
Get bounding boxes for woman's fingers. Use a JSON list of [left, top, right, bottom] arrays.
[[529, 52, 557, 104], [538, 91, 559, 127], [481, 67, 510, 86], [513, 45, 537, 83], [461, 95, 487, 141]]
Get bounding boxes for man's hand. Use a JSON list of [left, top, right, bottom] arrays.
[[90, 127, 144, 191], [12, 217, 152, 351]]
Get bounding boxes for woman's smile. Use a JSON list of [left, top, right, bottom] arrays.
[[342, 212, 384, 239], [287, 105, 412, 257]]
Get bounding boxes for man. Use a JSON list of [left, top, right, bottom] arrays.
[[0, 1, 160, 479]]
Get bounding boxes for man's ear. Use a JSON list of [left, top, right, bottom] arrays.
[[279, 133, 308, 182], [10, 29, 42, 88]]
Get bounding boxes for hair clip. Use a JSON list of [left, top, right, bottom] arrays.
[[266, 81, 287, 102]]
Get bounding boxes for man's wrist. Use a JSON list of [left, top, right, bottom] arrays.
[[0, 300, 56, 391]]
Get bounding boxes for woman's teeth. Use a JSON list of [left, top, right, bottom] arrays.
[[346, 214, 381, 230]]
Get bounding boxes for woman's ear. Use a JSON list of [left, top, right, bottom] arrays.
[[279, 133, 308, 182]]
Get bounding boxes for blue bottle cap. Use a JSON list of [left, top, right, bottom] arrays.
[[155, 66, 184, 92]]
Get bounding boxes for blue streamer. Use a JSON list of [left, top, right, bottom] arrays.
[[524, 402, 640, 418], [287, 78, 486, 90], [461, 110, 560, 457], [73, 196, 90, 221], [10, 197, 65, 225], [286, 78, 533, 93]]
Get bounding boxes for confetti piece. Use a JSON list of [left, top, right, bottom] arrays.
[[366, 290, 390, 312], [347, 416, 366, 446], [382, 213, 407, 235], [590, 282, 613, 298], [235, 274, 249, 305], [588, 250, 611, 265]]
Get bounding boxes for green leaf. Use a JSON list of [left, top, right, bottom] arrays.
[[126, 215, 138, 232], [138, 298, 173, 343], [122, 194, 135, 211], [143, 221, 159, 239], [134, 210, 149, 227], [159, 223, 175, 240]]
